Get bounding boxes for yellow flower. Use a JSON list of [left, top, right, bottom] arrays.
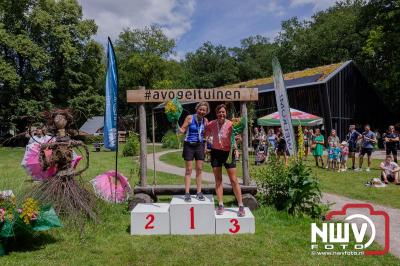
[[297, 125, 305, 161], [165, 101, 177, 114], [20, 198, 39, 225], [231, 117, 240, 125]]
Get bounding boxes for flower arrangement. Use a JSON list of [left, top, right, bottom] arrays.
[[0, 194, 62, 256], [20, 198, 39, 224], [164, 97, 183, 125], [164, 97, 183, 148], [0, 194, 16, 224]]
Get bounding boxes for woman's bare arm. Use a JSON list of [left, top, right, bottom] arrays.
[[178, 115, 192, 134]]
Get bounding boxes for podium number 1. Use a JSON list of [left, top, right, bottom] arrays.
[[145, 214, 155, 229], [190, 207, 195, 229]]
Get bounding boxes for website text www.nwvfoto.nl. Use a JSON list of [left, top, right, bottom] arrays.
[[311, 250, 364, 256]]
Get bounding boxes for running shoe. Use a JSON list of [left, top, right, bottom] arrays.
[[216, 205, 224, 215], [366, 168, 371, 172], [196, 192, 205, 201], [354, 168, 362, 172], [238, 206, 245, 217], [184, 193, 191, 202]]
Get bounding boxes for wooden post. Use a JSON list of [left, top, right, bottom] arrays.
[[152, 109, 156, 185], [138, 86, 147, 186], [240, 86, 250, 186]]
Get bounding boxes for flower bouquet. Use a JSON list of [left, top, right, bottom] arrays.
[[229, 117, 247, 162], [164, 97, 183, 131], [0, 194, 62, 256], [164, 97, 183, 148]]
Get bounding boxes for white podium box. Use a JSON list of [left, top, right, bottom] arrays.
[[131, 203, 170, 235], [170, 195, 215, 235], [215, 207, 255, 234]]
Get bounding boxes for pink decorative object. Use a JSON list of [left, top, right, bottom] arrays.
[[21, 141, 82, 181], [91, 170, 132, 203]]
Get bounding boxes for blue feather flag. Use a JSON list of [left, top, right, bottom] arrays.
[[104, 37, 118, 151]]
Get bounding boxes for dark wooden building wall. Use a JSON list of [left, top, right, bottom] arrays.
[[326, 62, 393, 139]]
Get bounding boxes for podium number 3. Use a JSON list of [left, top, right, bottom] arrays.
[[145, 214, 155, 229], [229, 219, 240, 234]]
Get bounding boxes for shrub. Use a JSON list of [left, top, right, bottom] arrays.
[[161, 130, 183, 149], [251, 158, 324, 218], [123, 133, 140, 157]]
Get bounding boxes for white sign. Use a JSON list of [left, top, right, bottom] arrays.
[[272, 57, 296, 156]]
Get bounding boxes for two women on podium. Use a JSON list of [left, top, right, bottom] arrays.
[[178, 102, 245, 217]]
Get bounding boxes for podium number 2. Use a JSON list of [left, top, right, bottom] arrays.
[[145, 214, 155, 229], [229, 219, 240, 234], [190, 207, 195, 229]]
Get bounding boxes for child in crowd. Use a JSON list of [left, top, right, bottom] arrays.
[[331, 143, 341, 171], [339, 141, 349, 172], [327, 142, 334, 170], [327, 142, 340, 171]]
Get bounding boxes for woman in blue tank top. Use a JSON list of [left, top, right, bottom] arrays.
[[179, 102, 210, 202]]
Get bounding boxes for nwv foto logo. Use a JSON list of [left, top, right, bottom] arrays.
[[310, 204, 390, 256]]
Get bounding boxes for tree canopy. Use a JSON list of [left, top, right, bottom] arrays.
[[0, 0, 104, 131]]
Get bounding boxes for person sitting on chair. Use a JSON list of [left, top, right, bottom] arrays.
[[380, 155, 400, 185]]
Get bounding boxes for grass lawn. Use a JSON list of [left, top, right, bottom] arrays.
[[1, 147, 399, 264], [160, 151, 400, 209]]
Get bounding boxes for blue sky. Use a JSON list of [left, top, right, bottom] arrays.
[[81, 0, 338, 59]]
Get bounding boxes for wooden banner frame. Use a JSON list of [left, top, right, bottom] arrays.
[[130, 86, 252, 188], [127, 87, 258, 103]]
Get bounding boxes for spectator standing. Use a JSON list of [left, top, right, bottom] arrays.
[[346, 125, 361, 170], [312, 128, 325, 168], [276, 130, 288, 166], [326, 129, 340, 168], [332, 143, 341, 172], [339, 141, 349, 172], [252, 127, 261, 151], [355, 124, 376, 172], [267, 129, 277, 152], [384, 125, 399, 163], [327, 143, 334, 170]]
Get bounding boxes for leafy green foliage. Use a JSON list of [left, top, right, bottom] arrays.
[[357, 0, 400, 113], [0, 0, 104, 132], [251, 158, 324, 218], [161, 130, 183, 149], [184, 42, 240, 88], [114, 25, 178, 114], [122, 133, 140, 157]]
